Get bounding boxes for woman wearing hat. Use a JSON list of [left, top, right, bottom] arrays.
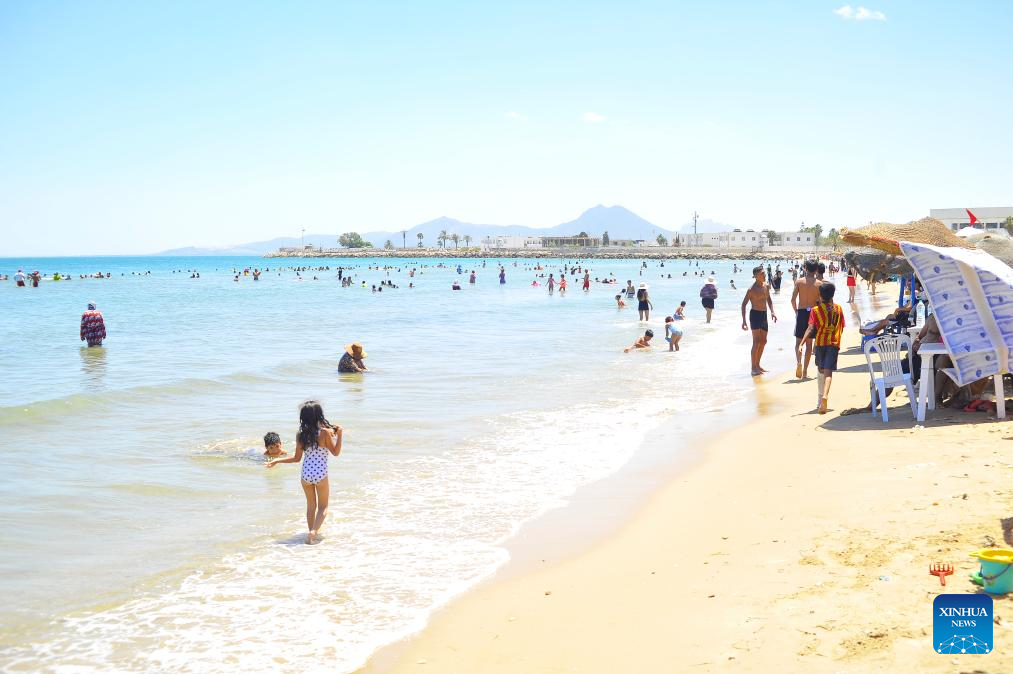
[[636, 283, 653, 321], [699, 277, 718, 323], [338, 343, 368, 373]]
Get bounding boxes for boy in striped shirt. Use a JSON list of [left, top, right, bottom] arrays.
[[802, 282, 845, 414]]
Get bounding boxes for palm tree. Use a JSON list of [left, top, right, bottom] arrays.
[[438, 230, 448, 248], [417, 232, 424, 248], [451, 233, 460, 248], [463, 234, 472, 247]]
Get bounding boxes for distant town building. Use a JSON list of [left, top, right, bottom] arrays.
[[776, 231, 816, 246], [683, 230, 814, 248], [540, 235, 601, 248], [480, 235, 543, 250], [930, 207, 1013, 232]]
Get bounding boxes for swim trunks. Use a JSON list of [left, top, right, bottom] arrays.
[[638, 300, 650, 311], [749, 309, 768, 332], [813, 345, 840, 372], [794, 308, 812, 339], [701, 298, 715, 310]]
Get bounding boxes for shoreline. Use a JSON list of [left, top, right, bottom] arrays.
[[359, 385, 771, 674], [360, 287, 1013, 673], [264, 247, 835, 261]]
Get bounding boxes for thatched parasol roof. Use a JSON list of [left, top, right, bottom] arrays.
[[840, 217, 973, 256]]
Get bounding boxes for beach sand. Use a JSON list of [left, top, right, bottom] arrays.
[[363, 290, 1013, 673]]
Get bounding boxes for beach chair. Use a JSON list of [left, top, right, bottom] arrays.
[[863, 334, 917, 422]]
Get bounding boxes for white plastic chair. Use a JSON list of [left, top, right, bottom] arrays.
[[863, 334, 917, 422]]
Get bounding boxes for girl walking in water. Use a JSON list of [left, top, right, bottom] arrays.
[[266, 401, 343, 544]]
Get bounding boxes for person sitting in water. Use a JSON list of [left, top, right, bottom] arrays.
[[624, 329, 654, 353], [451, 281, 461, 290], [615, 294, 626, 309], [338, 343, 368, 373], [674, 301, 686, 319], [263, 431, 288, 458]]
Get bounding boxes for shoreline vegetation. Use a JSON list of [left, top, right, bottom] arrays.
[[264, 246, 836, 260]]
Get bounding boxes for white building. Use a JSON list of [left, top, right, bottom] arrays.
[[930, 207, 1013, 232], [480, 235, 543, 250], [777, 231, 815, 247], [682, 229, 814, 248]]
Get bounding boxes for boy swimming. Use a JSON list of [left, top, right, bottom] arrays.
[[263, 432, 288, 458], [624, 329, 654, 353]]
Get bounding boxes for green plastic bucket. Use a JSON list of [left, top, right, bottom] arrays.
[[971, 549, 1013, 595]]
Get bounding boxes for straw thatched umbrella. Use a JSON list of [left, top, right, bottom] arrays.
[[840, 217, 973, 256]]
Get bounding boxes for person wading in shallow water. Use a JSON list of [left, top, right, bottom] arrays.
[[266, 401, 343, 544], [80, 302, 107, 347], [338, 343, 368, 373], [636, 283, 653, 321]]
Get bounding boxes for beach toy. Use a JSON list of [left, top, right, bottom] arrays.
[[929, 562, 953, 586], [970, 548, 1013, 595]]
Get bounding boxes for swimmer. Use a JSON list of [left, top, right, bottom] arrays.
[[263, 431, 288, 458], [624, 329, 654, 353]]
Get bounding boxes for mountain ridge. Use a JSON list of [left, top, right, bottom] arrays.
[[154, 205, 733, 255]]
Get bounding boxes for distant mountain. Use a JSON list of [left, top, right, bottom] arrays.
[[543, 204, 671, 240], [152, 205, 711, 255], [359, 206, 678, 246]]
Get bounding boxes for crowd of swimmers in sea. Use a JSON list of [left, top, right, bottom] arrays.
[[9, 252, 947, 543]]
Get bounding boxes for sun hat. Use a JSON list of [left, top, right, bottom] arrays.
[[707, 276, 715, 283], [639, 283, 648, 289], [345, 342, 367, 359]]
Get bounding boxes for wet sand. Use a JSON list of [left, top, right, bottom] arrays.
[[363, 286, 1013, 673]]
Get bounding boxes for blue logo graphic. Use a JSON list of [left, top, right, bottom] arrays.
[[933, 594, 992, 655]]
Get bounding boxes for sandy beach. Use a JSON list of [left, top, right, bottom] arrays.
[[366, 287, 1013, 673]]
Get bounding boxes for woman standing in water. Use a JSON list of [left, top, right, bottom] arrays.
[[266, 401, 343, 544], [636, 283, 653, 321]]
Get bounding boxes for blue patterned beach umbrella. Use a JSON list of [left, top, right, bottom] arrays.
[[899, 241, 1013, 387]]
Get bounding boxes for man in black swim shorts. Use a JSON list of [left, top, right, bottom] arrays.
[[790, 260, 821, 379], [741, 266, 777, 376]]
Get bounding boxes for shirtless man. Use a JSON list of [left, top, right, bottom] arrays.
[[790, 260, 821, 379], [741, 265, 778, 376]]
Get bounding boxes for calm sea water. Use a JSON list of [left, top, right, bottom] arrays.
[[0, 254, 800, 673]]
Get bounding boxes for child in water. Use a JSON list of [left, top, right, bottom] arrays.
[[624, 329, 654, 353], [664, 316, 682, 352], [266, 401, 343, 544], [263, 431, 288, 458], [615, 294, 626, 309]]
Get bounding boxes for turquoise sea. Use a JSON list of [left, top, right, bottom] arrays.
[[0, 254, 801, 673]]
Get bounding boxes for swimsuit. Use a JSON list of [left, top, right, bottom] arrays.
[[301, 442, 329, 485], [749, 309, 768, 332], [794, 308, 812, 339]]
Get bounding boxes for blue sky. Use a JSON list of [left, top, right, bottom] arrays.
[[2, 1, 1011, 254]]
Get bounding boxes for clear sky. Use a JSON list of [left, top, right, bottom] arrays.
[[2, 1, 1011, 255]]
